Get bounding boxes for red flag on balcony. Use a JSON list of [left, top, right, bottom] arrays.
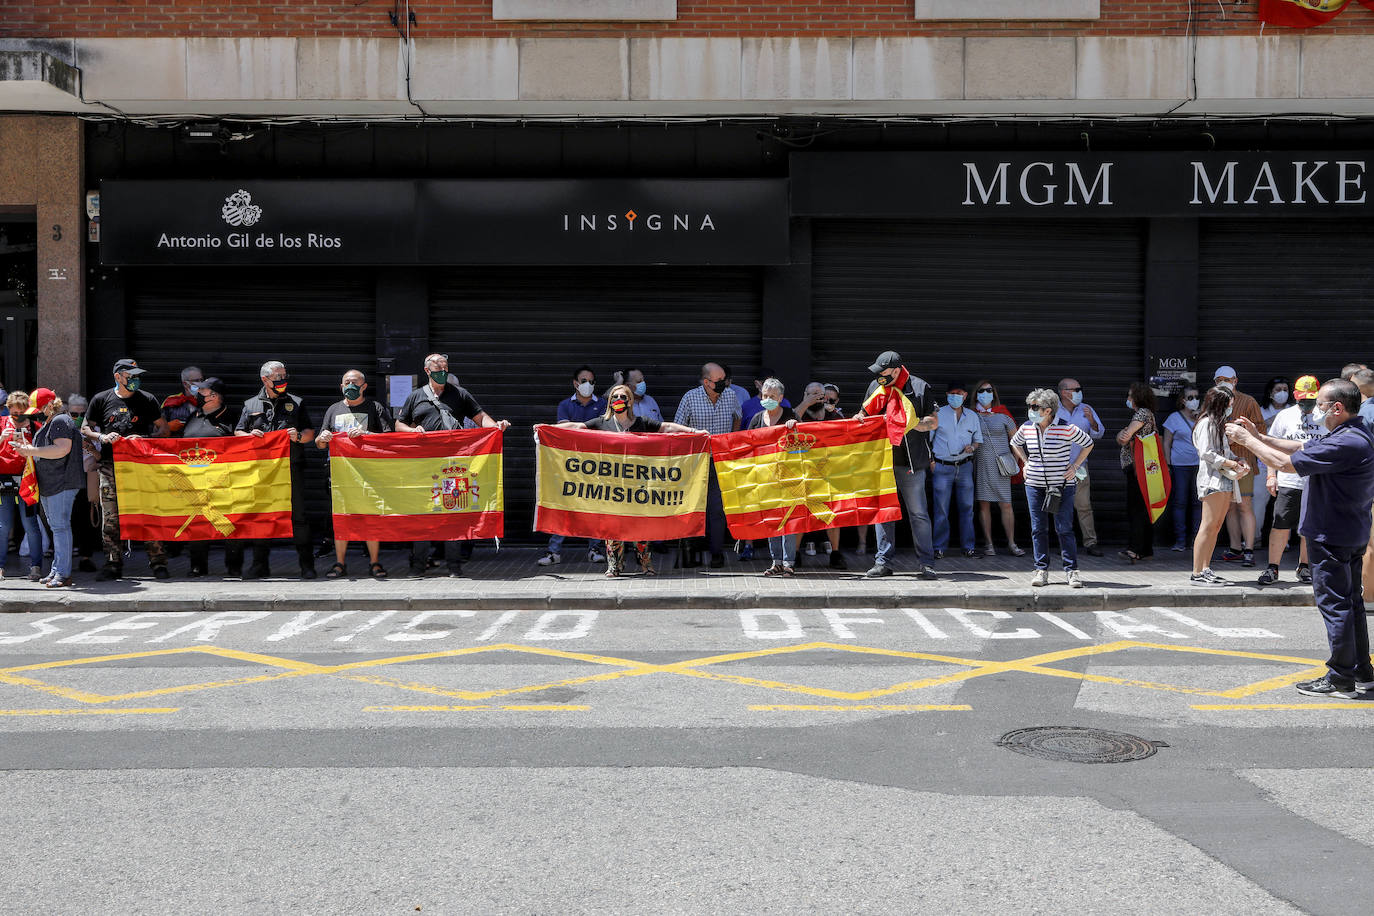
[[1258, 0, 1370, 28]]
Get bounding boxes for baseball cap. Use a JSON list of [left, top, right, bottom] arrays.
[[947, 381, 967, 393], [868, 351, 902, 374], [113, 358, 146, 376], [198, 376, 227, 397], [1294, 375, 1320, 400], [25, 388, 57, 414], [1213, 365, 1237, 381]]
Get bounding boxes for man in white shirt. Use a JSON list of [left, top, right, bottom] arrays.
[[1055, 377, 1105, 556], [1257, 374, 1324, 586]]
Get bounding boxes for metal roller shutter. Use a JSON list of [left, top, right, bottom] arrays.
[[811, 219, 1146, 545], [430, 266, 763, 546], [125, 267, 376, 531], [1200, 219, 1374, 388]]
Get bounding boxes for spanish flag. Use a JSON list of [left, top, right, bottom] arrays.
[[861, 366, 919, 446], [1259, 0, 1369, 28], [330, 429, 503, 541], [534, 425, 710, 541], [114, 431, 293, 540], [712, 417, 902, 540], [1132, 432, 1172, 524], [18, 457, 38, 507]]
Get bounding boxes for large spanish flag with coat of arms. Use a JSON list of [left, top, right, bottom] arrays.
[[114, 431, 293, 540], [330, 428, 504, 541], [711, 417, 902, 540], [1132, 432, 1172, 525]]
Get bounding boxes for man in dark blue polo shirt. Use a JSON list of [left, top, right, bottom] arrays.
[[1228, 378, 1374, 699], [537, 365, 605, 567]]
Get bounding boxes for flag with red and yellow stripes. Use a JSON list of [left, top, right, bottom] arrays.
[[711, 417, 902, 539], [18, 457, 38, 506], [114, 431, 293, 540], [534, 425, 711, 541], [330, 429, 504, 541], [860, 367, 919, 446], [1133, 432, 1172, 524], [1258, 0, 1371, 28]]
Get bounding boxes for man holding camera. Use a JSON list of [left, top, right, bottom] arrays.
[[83, 358, 170, 580]]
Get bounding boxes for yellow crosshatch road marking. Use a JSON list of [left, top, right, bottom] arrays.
[[1192, 703, 1374, 711], [0, 641, 1333, 708], [364, 704, 591, 712], [0, 707, 179, 717], [750, 705, 971, 712]]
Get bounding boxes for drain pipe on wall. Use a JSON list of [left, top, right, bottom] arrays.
[[396, 0, 431, 119]]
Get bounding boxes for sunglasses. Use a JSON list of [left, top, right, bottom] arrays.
[[977, 388, 994, 394], [1063, 387, 1082, 393]]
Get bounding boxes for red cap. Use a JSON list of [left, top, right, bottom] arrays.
[[25, 388, 57, 414]]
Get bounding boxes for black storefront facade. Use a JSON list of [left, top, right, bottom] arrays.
[[86, 123, 1374, 544]]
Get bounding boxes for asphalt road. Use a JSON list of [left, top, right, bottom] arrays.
[[1, 604, 1371, 915]]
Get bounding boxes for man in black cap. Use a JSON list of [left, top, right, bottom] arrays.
[[858, 350, 940, 579], [173, 377, 241, 577], [82, 358, 170, 580]]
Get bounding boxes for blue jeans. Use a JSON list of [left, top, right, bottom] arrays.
[[931, 459, 976, 552], [547, 534, 603, 556], [1170, 465, 1200, 546], [1026, 483, 1079, 571], [874, 465, 933, 567], [0, 488, 43, 569], [40, 488, 77, 580], [767, 534, 797, 566]]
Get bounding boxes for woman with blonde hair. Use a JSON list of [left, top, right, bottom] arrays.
[[14, 388, 84, 587], [556, 382, 697, 577], [0, 390, 45, 579]]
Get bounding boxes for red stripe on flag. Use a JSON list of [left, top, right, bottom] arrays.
[[709, 417, 889, 462], [1258, 0, 1351, 27], [723, 494, 901, 540], [115, 430, 291, 465], [118, 511, 292, 542], [332, 511, 503, 541], [535, 506, 706, 541], [330, 428, 503, 460], [537, 425, 711, 457]]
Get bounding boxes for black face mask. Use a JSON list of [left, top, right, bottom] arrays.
[[711, 379, 727, 394], [877, 374, 893, 387], [1299, 399, 1316, 414]]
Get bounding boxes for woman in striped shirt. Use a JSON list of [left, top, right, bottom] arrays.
[[1011, 388, 1095, 588]]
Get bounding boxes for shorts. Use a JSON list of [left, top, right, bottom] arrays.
[[1273, 487, 1303, 531], [1198, 477, 1234, 499]]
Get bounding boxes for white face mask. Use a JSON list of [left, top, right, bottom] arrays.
[[1184, 398, 1200, 411], [576, 381, 594, 398], [1217, 380, 1235, 391], [1313, 405, 1331, 425], [1271, 390, 1289, 405]]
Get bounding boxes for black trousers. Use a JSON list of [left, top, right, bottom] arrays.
[[1309, 540, 1372, 683], [248, 470, 312, 570], [1122, 467, 1154, 557]]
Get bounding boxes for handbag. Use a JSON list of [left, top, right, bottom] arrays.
[[996, 452, 1019, 477]]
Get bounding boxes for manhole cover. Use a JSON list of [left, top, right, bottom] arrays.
[[997, 726, 1165, 764]]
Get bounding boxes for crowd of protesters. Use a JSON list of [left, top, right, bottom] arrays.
[[3, 354, 1373, 599]]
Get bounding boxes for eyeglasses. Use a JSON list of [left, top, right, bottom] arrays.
[[1063, 387, 1082, 393], [977, 388, 994, 394], [824, 398, 838, 406], [69, 412, 85, 418]]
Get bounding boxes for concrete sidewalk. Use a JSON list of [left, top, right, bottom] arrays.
[[0, 542, 1317, 613]]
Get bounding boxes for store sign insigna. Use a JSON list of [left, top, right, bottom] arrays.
[[101, 179, 789, 266]]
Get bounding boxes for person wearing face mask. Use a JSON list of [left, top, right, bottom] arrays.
[[64, 393, 100, 574], [1189, 386, 1245, 587], [538, 366, 606, 568], [83, 358, 170, 581], [0, 390, 45, 580], [858, 350, 940, 580], [1354, 368, 1374, 601], [1161, 386, 1203, 552], [1114, 382, 1160, 564], [235, 359, 318, 580], [930, 382, 983, 560], [1055, 377, 1105, 557], [745, 378, 803, 576], [970, 379, 1023, 558], [616, 367, 662, 424], [675, 362, 742, 568], [1253, 376, 1292, 550], [396, 353, 511, 578], [1253, 374, 1324, 588], [317, 370, 394, 581], [1226, 379, 1374, 698], [1010, 388, 1094, 588], [741, 368, 793, 428], [160, 366, 205, 436], [790, 381, 848, 568], [13, 389, 84, 588], [1212, 366, 1265, 568], [172, 377, 240, 578], [557, 383, 697, 577]]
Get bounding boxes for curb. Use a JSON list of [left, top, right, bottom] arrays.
[[0, 587, 1317, 614]]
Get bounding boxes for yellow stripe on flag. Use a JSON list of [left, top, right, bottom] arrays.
[[536, 445, 710, 518], [714, 435, 895, 517], [116, 456, 291, 519], [332, 452, 504, 516]]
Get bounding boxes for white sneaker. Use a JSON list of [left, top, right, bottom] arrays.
[[804, 542, 817, 556], [536, 552, 561, 566], [1066, 569, 1084, 589], [587, 549, 605, 563], [982, 544, 996, 557], [1357, 680, 1374, 694], [823, 541, 833, 555], [1031, 569, 1049, 587]]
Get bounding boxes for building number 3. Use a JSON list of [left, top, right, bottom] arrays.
[[52, 224, 62, 241]]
